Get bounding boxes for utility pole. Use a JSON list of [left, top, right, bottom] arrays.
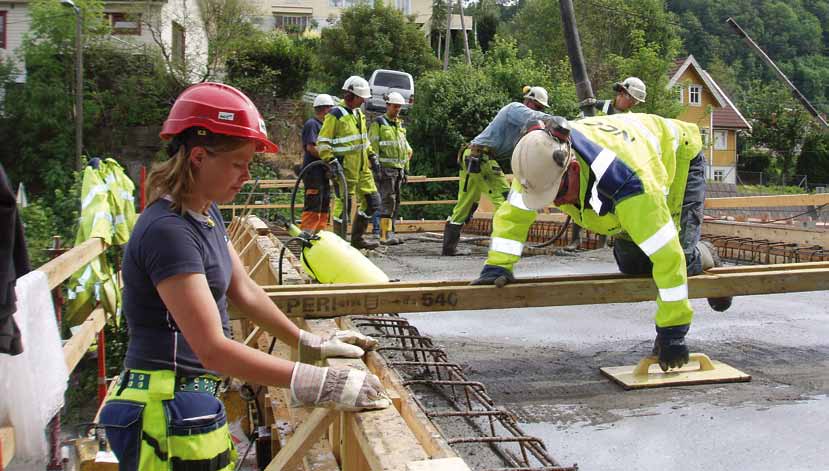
[[443, 0, 452, 71], [457, 0, 471, 65], [62, 0, 84, 170]]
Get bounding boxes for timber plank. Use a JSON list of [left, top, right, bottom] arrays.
[[270, 265, 829, 317], [1, 426, 14, 470], [703, 220, 829, 248], [39, 238, 107, 290], [64, 307, 107, 373], [308, 319, 430, 470], [704, 193, 829, 209], [266, 408, 336, 471], [341, 318, 456, 460]]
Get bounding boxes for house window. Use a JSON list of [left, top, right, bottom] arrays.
[[171, 21, 185, 64], [1, 11, 7, 49], [713, 170, 724, 182], [395, 0, 411, 14], [107, 13, 141, 35], [675, 85, 683, 104], [275, 15, 310, 32], [714, 130, 727, 150], [689, 85, 702, 106], [700, 128, 709, 147], [329, 0, 368, 7]]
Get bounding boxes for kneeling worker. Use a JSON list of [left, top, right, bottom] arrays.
[[472, 113, 732, 371]]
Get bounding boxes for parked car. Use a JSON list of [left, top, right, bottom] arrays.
[[366, 69, 414, 113]]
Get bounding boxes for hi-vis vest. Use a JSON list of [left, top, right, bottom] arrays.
[[317, 102, 375, 163], [66, 158, 137, 325], [487, 114, 702, 328], [369, 114, 411, 169]]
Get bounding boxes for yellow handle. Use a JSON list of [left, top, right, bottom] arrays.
[[633, 353, 715, 376]]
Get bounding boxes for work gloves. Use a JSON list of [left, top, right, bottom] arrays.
[[369, 154, 381, 177], [326, 159, 344, 180], [652, 324, 690, 371], [290, 362, 391, 411], [470, 265, 516, 288], [298, 329, 378, 364]]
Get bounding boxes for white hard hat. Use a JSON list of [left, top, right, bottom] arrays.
[[615, 77, 647, 103], [512, 129, 573, 210], [385, 92, 406, 105], [313, 93, 336, 108], [523, 86, 549, 108], [342, 76, 371, 99]]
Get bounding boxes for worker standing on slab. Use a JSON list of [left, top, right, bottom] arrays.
[[442, 86, 553, 256], [580, 76, 646, 116], [369, 91, 412, 245], [98, 83, 390, 470], [317, 76, 382, 250], [300, 93, 335, 232], [569, 77, 647, 250], [471, 113, 732, 371]]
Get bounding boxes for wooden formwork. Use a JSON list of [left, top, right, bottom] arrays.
[[228, 215, 468, 471]]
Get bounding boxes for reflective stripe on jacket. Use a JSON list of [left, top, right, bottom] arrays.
[[486, 114, 702, 328], [369, 114, 411, 169]]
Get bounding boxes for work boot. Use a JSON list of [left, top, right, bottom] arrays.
[[351, 214, 379, 250], [698, 240, 732, 312], [441, 222, 468, 256], [470, 265, 516, 287]]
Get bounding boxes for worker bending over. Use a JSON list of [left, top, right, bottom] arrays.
[[472, 113, 732, 371], [442, 86, 553, 256]]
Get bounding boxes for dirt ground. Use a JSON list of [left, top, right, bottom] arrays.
[[366, 235, 829, 471]]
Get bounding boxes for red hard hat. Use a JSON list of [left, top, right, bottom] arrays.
[[160, 82, 279, 154]]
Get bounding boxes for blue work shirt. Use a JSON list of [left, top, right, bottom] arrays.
[[471, 102, 551, 159], [121, 198, 232, 376]]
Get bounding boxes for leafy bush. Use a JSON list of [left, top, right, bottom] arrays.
[[225, 31, 315, 99], [317, 2, 439, 91]]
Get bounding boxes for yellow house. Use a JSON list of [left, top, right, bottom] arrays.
[[668, 55, 752, 183]]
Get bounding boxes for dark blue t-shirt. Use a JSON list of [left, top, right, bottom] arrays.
[[121, 198, 232, 376], [302, 117, 324, 171]]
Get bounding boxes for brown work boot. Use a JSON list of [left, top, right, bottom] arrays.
[[351, 214, 379, 250]]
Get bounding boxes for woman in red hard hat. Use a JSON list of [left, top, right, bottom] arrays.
[[98, 83, 389, 470]]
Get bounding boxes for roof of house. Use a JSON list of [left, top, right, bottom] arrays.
[[668, 55, 752, 131]]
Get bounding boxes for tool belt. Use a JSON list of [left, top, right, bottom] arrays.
[[117, 370, 222, 397]]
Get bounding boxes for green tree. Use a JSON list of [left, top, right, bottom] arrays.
[[605, 30, 683, 117], [318, 3, 439, 87], [225, 31, 314, 99], [403, 39, 577, 218], [796, 132, 829, 186], [737, 80, 816, 182]]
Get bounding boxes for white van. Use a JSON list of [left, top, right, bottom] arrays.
[[367, 69, 414, 112]]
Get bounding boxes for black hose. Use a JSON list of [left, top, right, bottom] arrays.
[[290, 159, 348, 239], [528, 216, 572, 249], [278, 236, 314, 285]]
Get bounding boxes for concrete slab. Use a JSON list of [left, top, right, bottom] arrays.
[[370, 239, 829, 470]]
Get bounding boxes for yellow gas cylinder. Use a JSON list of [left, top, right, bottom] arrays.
[[296, 229, 389, 284]]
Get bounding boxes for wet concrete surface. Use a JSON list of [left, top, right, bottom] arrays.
[[367, 236, 829, 470]]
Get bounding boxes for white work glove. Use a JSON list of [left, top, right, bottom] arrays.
[[298, 329, 379, 364], [290, 363, 391, 411]]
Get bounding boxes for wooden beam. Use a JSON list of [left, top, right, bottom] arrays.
[[64, 307, 107, 373], [393, 220, 447, 234], [341, 318, 456, 460], [400, 200, 458, 206], [703, 220, 829, 247], [38, 238, 107, 290], [704, 193, 829, 209], [265, 408, 336, 471], [308, 319, 430, 469], [262, 262, 826, 293], [268, 263, 829, 317], [1, 426, 14, 470]]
